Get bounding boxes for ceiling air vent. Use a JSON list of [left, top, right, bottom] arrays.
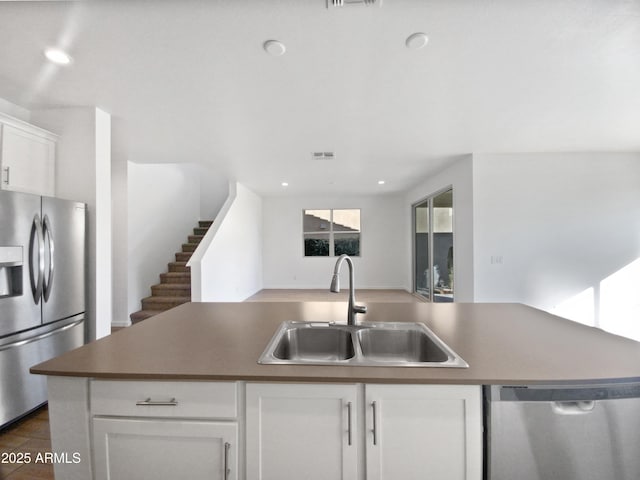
[[327, 0, 381, 7], [311, 152, 335, 160]]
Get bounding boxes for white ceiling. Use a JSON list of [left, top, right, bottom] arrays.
[[0, 0, 638, 196]]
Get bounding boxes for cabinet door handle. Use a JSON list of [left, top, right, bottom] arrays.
[[371, 401, 378, 445], [135, 397, 178, 406], [346, 401, 353, 446], [3, 166, 9, 185], [224, 442, 231, 480]]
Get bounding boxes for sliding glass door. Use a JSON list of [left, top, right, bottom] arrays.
[[413, 188, 454, 302]]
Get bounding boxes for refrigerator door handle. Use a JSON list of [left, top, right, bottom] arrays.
[[0, 318, 84, 352], [29, 214, 44, 304], [42, 214, 54, 302]]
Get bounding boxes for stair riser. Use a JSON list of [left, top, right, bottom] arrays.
[[175, 252, 192, 262], [168, 262, 190, 273], [193, 227, 208, 236], [151, 286, 191, 296], [141, 298, 190, 310], [182, 243, 197, 253], [160, 273, 191, 284], [188, 235, 204, 244], [199, 221, 213, 228]]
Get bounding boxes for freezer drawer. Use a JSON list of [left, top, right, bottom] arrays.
[[0, 317, 84, 428], [487, 384, 640, 480]]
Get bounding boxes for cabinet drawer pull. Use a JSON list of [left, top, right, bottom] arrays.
[[135, 397, 178, 406], [224, 442, 231, 480], [346, 401, 353, 446], [371, 401, 378, 445], [3, 166, 9, 185]]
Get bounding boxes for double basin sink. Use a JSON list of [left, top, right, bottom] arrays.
[[259, 321, 468, 368]]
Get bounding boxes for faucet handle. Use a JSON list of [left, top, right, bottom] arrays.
[[354, 305, 367, 314]]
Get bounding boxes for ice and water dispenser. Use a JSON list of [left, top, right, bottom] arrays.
[[0, 246, 23, 298]]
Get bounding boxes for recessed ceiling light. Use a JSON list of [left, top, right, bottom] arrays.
[[405, 32, 429, 50], [281, 182, 289, 187], [263, 40, 286, 57], [44, 48, 72, 65], [378, 180, 386, 185]]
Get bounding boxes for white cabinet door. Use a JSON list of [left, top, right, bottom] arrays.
[[365, 384, 482, 480], [1, 122, 56, 196], [93, 418, 238, 480], [246, 383, 359, 480]]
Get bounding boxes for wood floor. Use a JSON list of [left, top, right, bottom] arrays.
[[246, 288, 425, 303], [0, 406, 54, 480]]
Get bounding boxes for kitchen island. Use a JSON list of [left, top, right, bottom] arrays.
[[31, 302, 640, 480]]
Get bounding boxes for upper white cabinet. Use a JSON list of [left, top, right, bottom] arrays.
[[0, 113, 57, 196]]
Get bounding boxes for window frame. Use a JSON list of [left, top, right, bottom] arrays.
[[303, 208, 361, 257]]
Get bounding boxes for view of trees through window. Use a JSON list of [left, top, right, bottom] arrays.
[[303, 209, 361, 256]]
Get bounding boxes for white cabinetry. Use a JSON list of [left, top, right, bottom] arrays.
[[47, 378, 481, 480], [0, 113, 56, 196], [365, 384, 482, 480], [246, 383, 359, 480], [90, 380, 240, 480], [246, 383, 482, 480]]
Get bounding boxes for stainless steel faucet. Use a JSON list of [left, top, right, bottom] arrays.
[[329, 254, 367, 325]]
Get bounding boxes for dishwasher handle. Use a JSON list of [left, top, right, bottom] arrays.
[[552, 400, 596, 415]]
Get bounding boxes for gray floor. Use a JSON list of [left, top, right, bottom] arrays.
[[245, 289, 425, 303]]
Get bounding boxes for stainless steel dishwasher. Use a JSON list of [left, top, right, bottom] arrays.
[[486, 383, 640, 480]]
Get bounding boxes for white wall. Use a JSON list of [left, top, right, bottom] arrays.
[[262, 193, 406, 289], [473, 152, 640, 339], [199, 165, 229, 221], [127, 162, 201, 315], [405, 155, 474, 302], [191, 182, 263, 301], [110, 118, 129, 327], [31, 107, 112, 341], [94, 110, 112, 337]]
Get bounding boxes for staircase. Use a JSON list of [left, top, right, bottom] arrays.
[[129, 220, 213, 324]]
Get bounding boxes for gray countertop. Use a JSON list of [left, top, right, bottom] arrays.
[[31, 302, 640, 384]]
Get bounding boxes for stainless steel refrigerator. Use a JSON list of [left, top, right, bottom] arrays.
[[0, 190, 86, 428]]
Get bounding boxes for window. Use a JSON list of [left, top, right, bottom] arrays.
[[303, 209, 361, 256]]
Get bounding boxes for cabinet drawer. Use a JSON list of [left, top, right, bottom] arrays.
[[91, 381, 238, 419]]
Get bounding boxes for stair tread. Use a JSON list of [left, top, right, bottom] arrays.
[[130, 310, 164, 322], [152, 283, 191, 289], [161, 272, 191, 281], [142, 295, 191, 301]]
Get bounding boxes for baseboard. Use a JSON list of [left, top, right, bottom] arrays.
[[111, 318, 132, 328]]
